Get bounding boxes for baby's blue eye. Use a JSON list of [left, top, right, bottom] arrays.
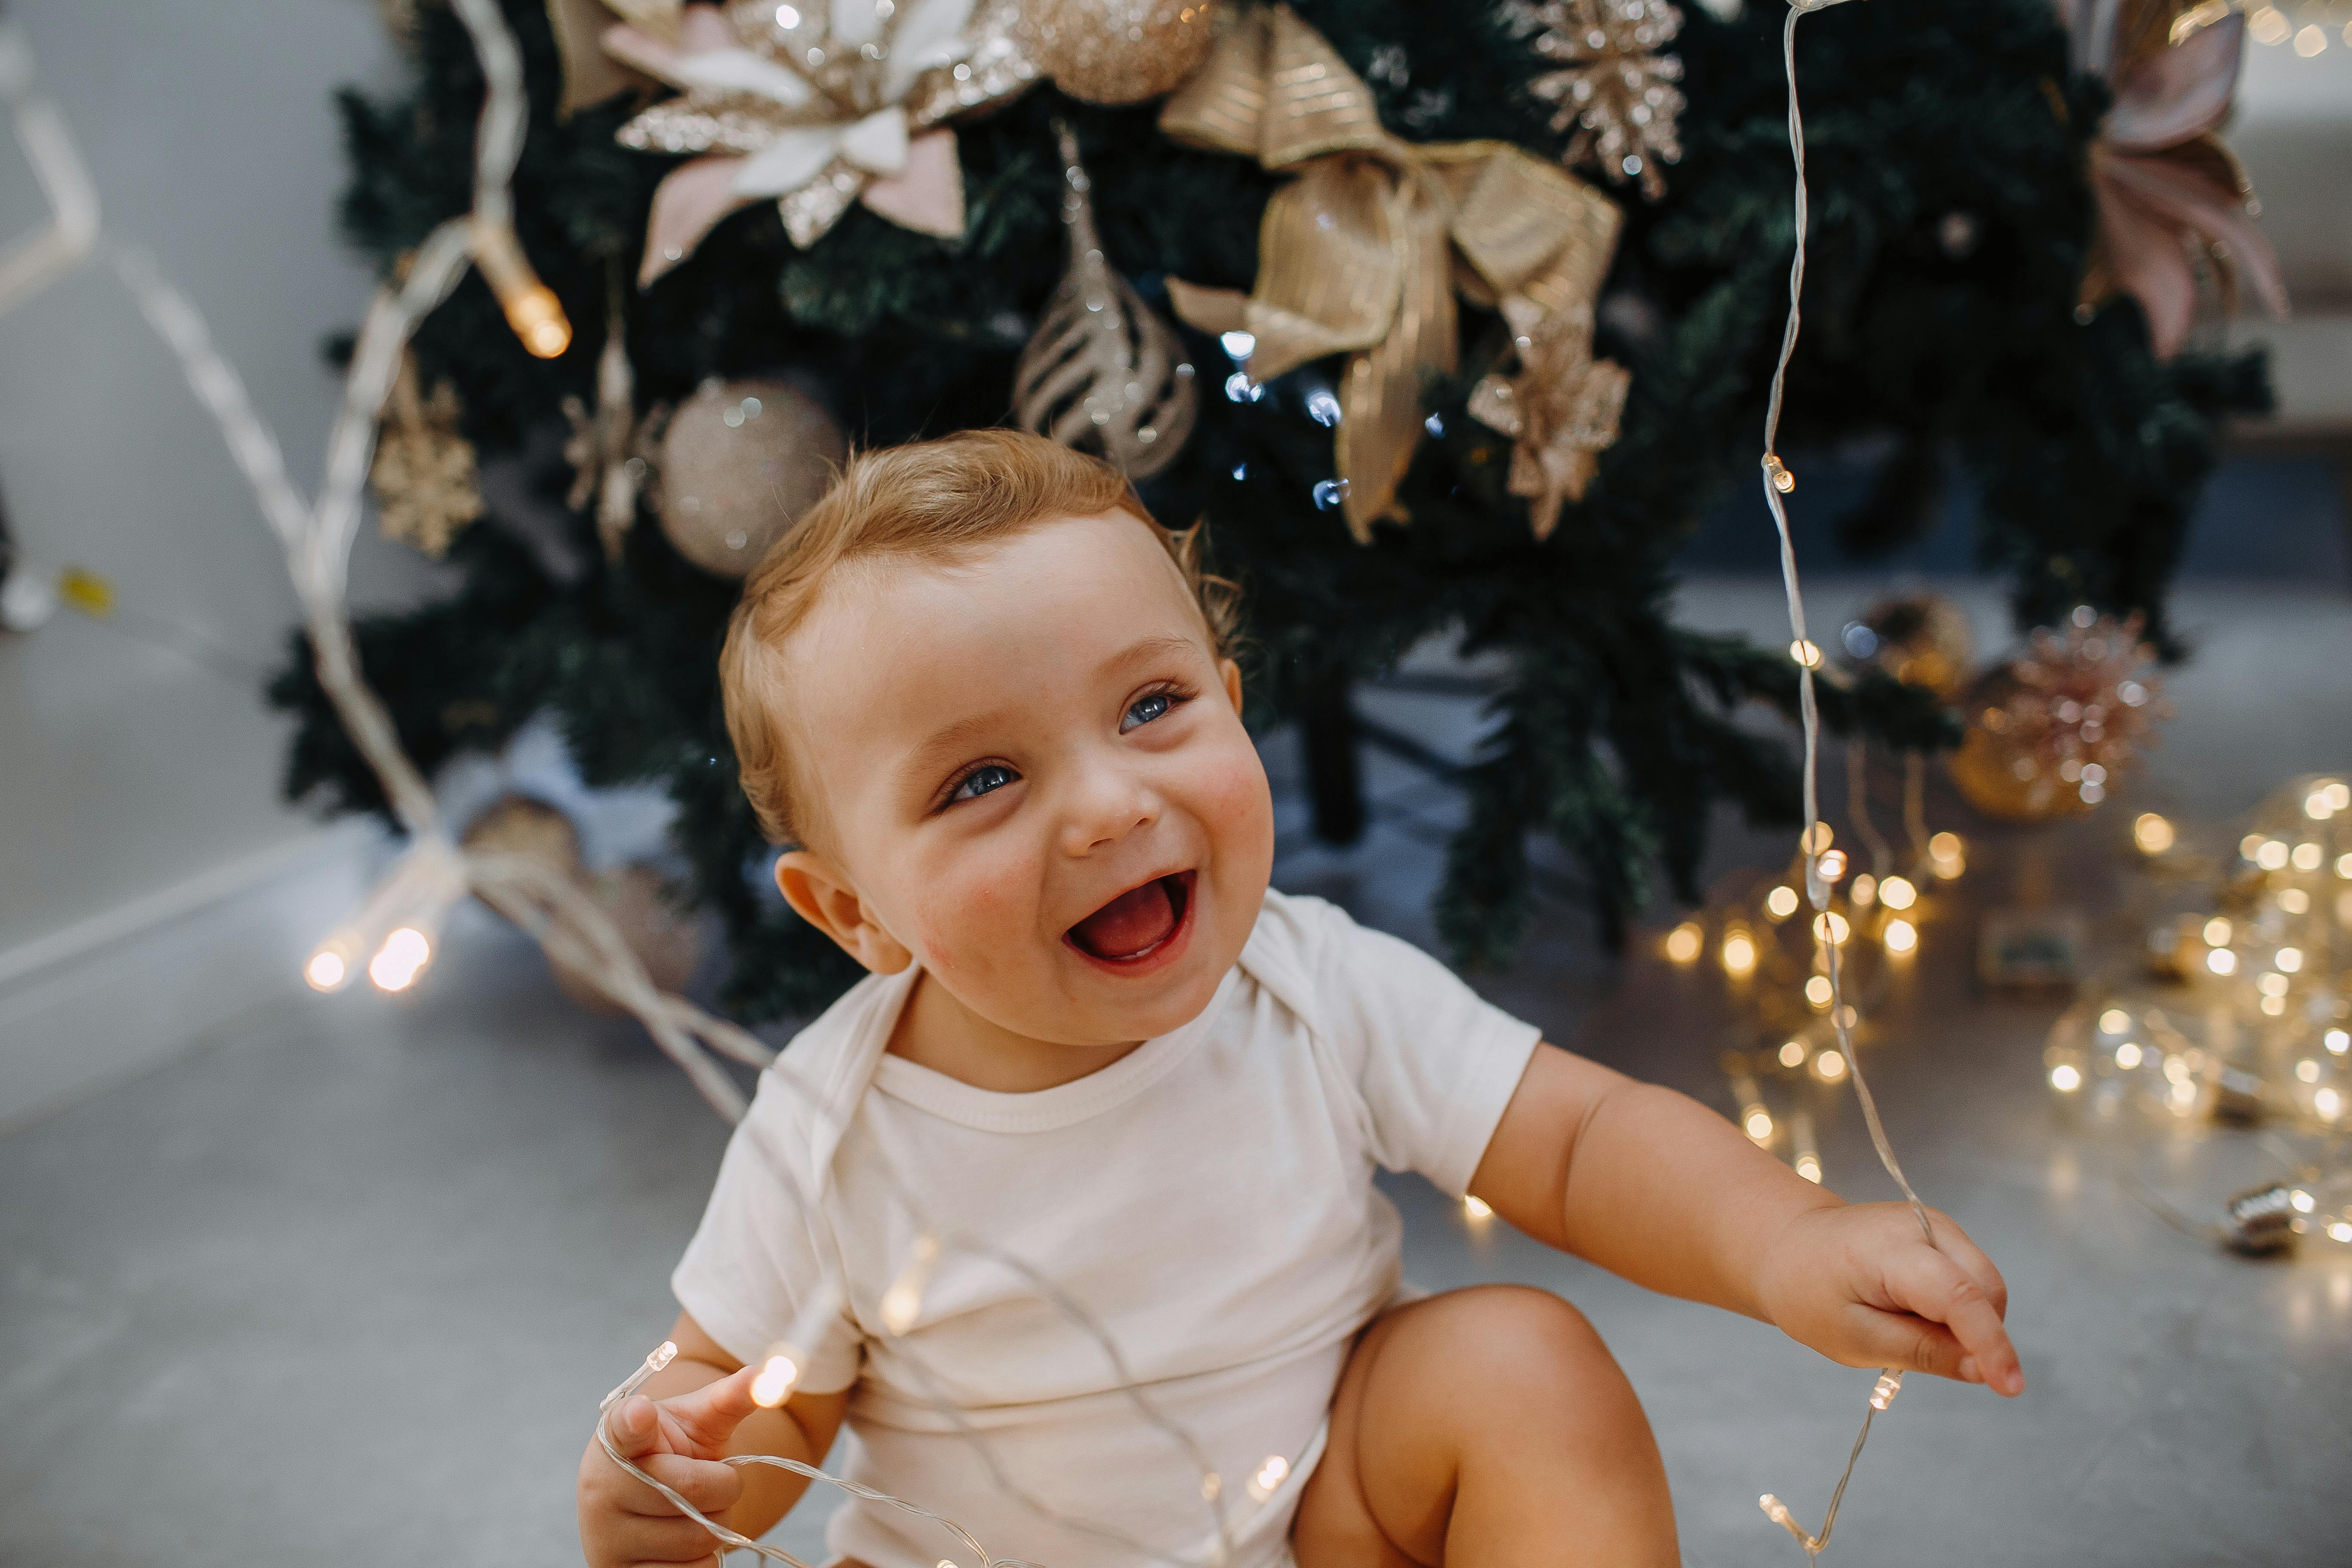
[[1122, 691, 1175, 733], [949, 763, 1018, 803]]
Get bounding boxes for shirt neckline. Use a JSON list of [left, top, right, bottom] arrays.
[[868, 967, 1240, 1134]]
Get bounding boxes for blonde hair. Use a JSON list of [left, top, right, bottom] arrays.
[[720, 428, 1240, 848]]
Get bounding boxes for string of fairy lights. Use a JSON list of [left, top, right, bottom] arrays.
[[0, 0, 1984, 1562], [2044, 779, 2352, 1253]]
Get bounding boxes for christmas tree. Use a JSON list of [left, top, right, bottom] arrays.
[[273, 0, 2266, 1022]]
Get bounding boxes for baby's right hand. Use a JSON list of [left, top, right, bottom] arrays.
[[577, 1366, 760, 1568]]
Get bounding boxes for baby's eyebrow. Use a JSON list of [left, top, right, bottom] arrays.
[[1099, 632, 1204, 674]]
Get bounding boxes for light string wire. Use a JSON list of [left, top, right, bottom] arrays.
[[1754, 0, 1951, 1558], [0, 7, 1257, 1565]]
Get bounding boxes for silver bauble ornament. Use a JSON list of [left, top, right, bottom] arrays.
[[651, 378, 845, 578], [1026, 0, 1219, 105]]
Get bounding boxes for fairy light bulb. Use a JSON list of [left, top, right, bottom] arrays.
[[2290, 1188, 2316, 1214], [1849, 872, 1876, 907], [2292, 841, 2323, 871], [1721, 929, 1758, 977], [1779, 1039, 1806, 1068], [1790, 638, 1824, 668], [2132, 812, 2175, 854], [472, 222, 571, 358], [1816, 848, 1848, 883], [2257, 839, 2290, 871], [1812, 911, 1851, 944], [305, 945, 351, 991], [2207, 948, 2238, 976], [1765, 885, 1800, 919], [2329, 782, 2351, 812], [1815, 1050, 1847, 1082], [2114, 1041, 2143, 1069], [2318, 1087, 2344, 1119], [1665, 921, 1703, 963], [2049, 1063, 2083, 1092], [2325, 1029, 2349, 1055], [1743, 1104, 1775, 1142], [2278, 947, 2304, 973], [1928, 831, 1965, 879], [1878, 875, 1917, 910], [1246, 1454, 1290, 1502], [2098, 1008, 2130, 1035], [2279, 887, 2310, 913], [2330, 1222, 2352, 1244], [880, 1234, 941, 1336], [368, 925, 433, 992], [2203, 916, 2232, 946], [1463, 1194, 1494, 1221], [1795, 1152, 1822, 1182], [1764, 453, 1796, 493], [1801, 823, 1835, 854], [1868, 1370, 1904, 1411], [1804, 974, 1834, 1008], [750, 1348, 800, 1408]]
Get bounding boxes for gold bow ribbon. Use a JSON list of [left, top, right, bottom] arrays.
[[1161, 4, 1623, 542], [1464, 307, 1628, 541]]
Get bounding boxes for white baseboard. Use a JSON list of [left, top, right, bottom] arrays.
[[0, 818, 386, 1133]]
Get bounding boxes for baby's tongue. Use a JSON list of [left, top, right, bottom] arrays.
[[1069, 878, 1176, 959]]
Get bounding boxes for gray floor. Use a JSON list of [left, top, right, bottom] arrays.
[[6, 584, 2352, 1567]]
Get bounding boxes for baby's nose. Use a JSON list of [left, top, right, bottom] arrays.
[[1059, 763, 1159, 854]]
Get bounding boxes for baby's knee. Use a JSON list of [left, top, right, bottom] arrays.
[[1400, 1284, 1620, 1400]]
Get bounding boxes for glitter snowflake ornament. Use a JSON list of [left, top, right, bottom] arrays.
[[1506, 0, 1686, 200]]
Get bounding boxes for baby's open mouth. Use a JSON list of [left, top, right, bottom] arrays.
[[1066, 871, 1195, 963]]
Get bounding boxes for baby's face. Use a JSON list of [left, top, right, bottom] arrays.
[[775, 512, 1274, 1047]]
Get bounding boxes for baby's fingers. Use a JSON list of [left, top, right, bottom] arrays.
[[1884, 1245, 2022, 1395]]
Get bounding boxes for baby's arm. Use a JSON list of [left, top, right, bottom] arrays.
[[1469, 1044, 2023, 1396], [577, 1311, 848, 1567]]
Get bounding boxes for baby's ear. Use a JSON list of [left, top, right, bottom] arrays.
[[1218, 657, 1244, 715], [774, 851, 913, 974]]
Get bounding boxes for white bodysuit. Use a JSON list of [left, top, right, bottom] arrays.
[[672, 889, 1542, 1568]]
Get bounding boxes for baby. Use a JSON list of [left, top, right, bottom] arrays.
[[578, 430, 2019, 1568]]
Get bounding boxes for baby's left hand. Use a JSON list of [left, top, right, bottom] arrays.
[[1754, 1200, 2024, 1396]]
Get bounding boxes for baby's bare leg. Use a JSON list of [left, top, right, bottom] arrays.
[[1292, 1285, 1676, 1568]]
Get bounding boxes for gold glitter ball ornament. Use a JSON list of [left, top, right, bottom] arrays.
[[1026, 0, 1219, 105], [649, 378, 846, 578]]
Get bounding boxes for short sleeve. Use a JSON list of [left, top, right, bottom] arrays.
[[670, 1075, 866, 1393], [1299, 898, 1542, 1197]]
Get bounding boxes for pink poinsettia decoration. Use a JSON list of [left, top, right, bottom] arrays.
[[2064, 0, 2288, 358], [589, 0, 1036, 285]]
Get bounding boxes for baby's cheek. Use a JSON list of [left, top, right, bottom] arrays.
[[916, 868, 1026, 980]]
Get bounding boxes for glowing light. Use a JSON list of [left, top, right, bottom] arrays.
[[1879, 875, 1917, 911], [2327, 1029, 2349, 1055], [2291, 1188, 2317, 1213], [1813, 912, 1851, 944], [2097, 1008, 2129, 1035], [1850, 873, 1877, 907], [1463, 1194, 1494, 1220], [1744, 1105, 1775, 1142], [1779, 1039, 1807, 1068], [2259, 973, 2290, 998], [2331, 1222, 2352, 1244], [2169, 1079, 2196, 1110], [1791, 638, 1823, 669], [880, 1235, 941, 1336], [2206, 947, 2237, 976], [2306, 791, 2335, 821], [751, 1350, 800, 1407], [2339, 852, 2352, 879], [2203, 917, 2232, 946], [2293, 841, 2324, 871], [1804, 975, 1834, 1008], [2242, 833, 2268, 859], [1816, 1050, 1848, 1082], [2319, 1087, 2345, 1119], [1795, 1153, 1822, 1182], [775, 4, 800, 24], [1247, 1454, 1291, 1502], [2132, 812, 2175, 854], [1929, 832, 1964, 878], [2262, 994, 2286, 1016], [1883, 917, 1917, 954], [1801, 823, 1835, 854], [2294, 22, 2326, 55], [2049, 1063, 2083, 1092], [2278, 946, 2304, 973], [1665, 922, 1703, 963], [1868, 1371, 1903, 1411], [2257, 839, 2290, 870], [2329, 783, 2351, 811], [2280, 888, 2310, 913], [1722, 931, 1758, 977], [1765, 885, 1800, 919], [1817, 848, 1848, 882], [304, 947, 349, 991], [2296, 1059, 2321, 1084], [2249, 4, 2289, 43], [1219, 329, 1256, 361], [368, 926, 432, 992], [2114, 1041, 2143, 1069], [1766, 453, 1796, 493]]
